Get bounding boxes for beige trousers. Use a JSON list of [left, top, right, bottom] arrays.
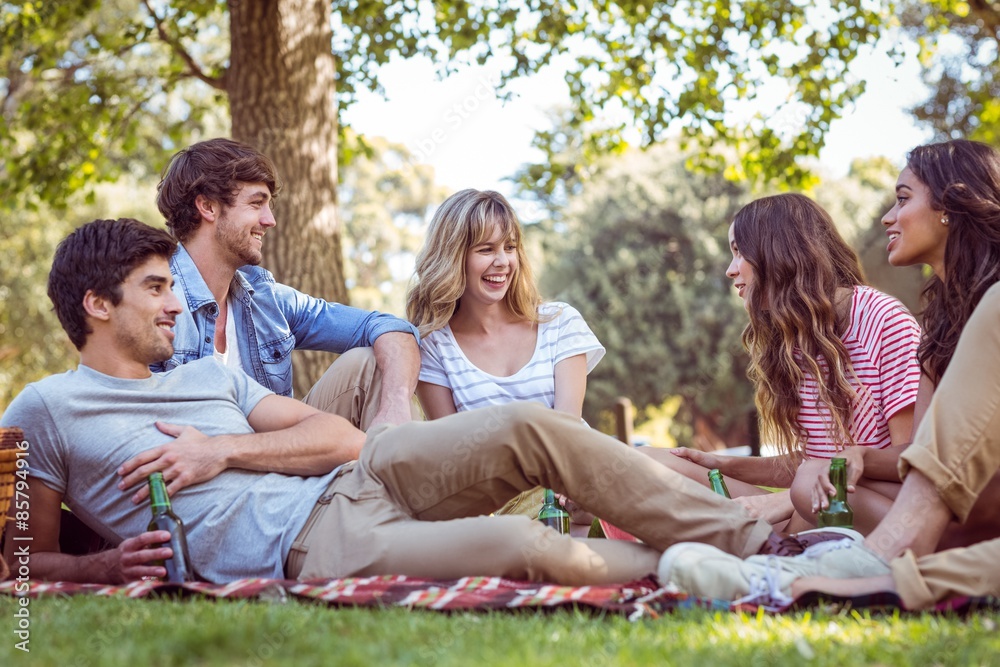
[[301, 347, 419, 430], [285, 402, 773, 585], [891, 541, 1000, 609], [892, 282, 1000, 608]]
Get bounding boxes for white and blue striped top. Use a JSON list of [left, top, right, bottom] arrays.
[[418, 302, 605, 412]]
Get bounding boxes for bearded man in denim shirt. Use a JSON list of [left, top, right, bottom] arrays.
[[150, 138, 420, 429]]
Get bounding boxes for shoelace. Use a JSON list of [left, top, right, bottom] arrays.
[[733, 556, 794, 611], [800, 537, 856, 559], [734, 539, 860, 610]]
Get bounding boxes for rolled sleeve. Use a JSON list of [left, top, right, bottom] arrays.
[[890, 543, 1000, 610], [890, 549, 937, 610], [277, 282, 419, 352], [365, 313, 421, 345]]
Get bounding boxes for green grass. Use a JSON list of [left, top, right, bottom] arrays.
[[1, 597, 999, 666]]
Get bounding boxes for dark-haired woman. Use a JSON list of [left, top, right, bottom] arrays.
[[794, 139, 1000, 554]]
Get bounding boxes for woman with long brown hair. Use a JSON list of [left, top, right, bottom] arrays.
[[659, 140, 1000, 609], [645, 193, 922, 535]]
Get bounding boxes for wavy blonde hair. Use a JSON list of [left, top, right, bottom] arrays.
[[733, 194, 866, 464], [406, 189, 542, 336]]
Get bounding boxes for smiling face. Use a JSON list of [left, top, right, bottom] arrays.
[[109, 256, 184, 365], [881, 167, 950, 278], [726, 223, 755, 306], [461, 223, 519, 308], [215, 182, 276, 267]]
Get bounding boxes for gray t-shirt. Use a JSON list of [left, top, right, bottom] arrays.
[[0, 358, 340, 582]]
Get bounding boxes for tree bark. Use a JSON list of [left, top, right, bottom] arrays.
[[227, 0, 344, 397]]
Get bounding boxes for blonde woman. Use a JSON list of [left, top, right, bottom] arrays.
[[406, 189, 604, 525]]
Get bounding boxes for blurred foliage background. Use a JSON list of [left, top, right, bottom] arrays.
[[1, 0, 995, 447]]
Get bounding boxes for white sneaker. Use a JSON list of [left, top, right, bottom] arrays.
[[658, 538, 890, 609], [759, 526, 865, 556]]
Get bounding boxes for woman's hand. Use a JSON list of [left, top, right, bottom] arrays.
[[557, 494, 594, 525], [733, 490, 794, 524], [800, 447, 867, 512], [668, 447, 724, 471]]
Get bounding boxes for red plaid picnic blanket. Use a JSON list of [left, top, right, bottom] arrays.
[[1, 576, 995, 616], [0, 575, 722, 618]]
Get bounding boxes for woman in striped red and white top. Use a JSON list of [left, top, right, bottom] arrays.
[[644, 193, 922, 535]]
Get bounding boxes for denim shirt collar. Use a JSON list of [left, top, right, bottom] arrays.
[[171, 244, 217, 315], [171, 244, 256, 312], [232, 268, 255, 298]]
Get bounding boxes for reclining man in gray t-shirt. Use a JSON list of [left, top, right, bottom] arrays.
[[2, 218, 843, 585]]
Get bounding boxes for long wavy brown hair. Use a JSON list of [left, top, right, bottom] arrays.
[[733, 193, 867, 461], [905, 140, 1000, 382], [406, 189, 542, 337]]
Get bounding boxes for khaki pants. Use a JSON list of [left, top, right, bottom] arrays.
[[285, 402, 773, 585], [891, 541, 1000, 609], [302, 347, 419, 430], [892, 283, 1000, 608]]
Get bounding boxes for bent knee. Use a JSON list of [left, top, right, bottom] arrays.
[[787, 471, 816, 520], [332, 346, 377, 372], [499, 401, 575, 434]]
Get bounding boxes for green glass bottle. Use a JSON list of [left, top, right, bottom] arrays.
[[147, 472, 194, 583], [707, 469, 731, 498], [538, 488, 570, 534], [817, 458, 854, 529]]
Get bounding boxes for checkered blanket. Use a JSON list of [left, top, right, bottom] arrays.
[[0, 576, 709, 619], [1, 575, 997, 617]]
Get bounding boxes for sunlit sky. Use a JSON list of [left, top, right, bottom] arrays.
[[342, 32, 934, 197]]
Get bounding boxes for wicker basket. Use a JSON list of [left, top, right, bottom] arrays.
[[0, 427, 23, 581]]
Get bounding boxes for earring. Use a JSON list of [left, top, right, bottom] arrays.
[[941, 215, 949, 226]]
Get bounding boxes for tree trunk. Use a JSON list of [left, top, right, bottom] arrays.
[[227, 0, 344, 397]]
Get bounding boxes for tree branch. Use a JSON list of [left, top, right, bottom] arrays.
[[140, 0, 227, 91]]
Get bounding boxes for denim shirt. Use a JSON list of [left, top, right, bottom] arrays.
[[151, 244, 420, 397]]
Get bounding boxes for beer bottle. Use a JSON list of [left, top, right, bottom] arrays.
[[538, 488, 570, 534], [147, 472, 194, 583], [817, 458, 854, 529], [708, 469, 731, 498]]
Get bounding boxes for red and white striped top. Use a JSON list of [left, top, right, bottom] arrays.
[[797, 285, 921, 459]]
